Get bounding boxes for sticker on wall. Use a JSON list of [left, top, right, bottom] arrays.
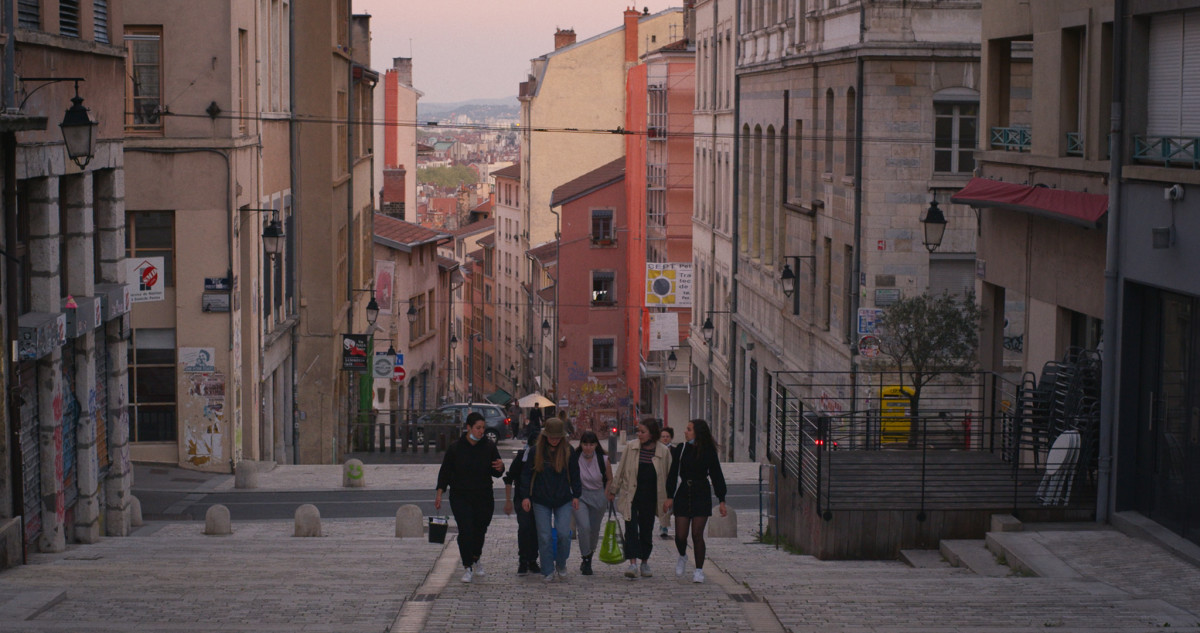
[[124, 257, 166, 303], [180, 348, 217, 373]]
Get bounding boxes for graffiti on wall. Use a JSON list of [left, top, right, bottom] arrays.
[[560, 364, 634, 437], [184, 372, 225, 467]]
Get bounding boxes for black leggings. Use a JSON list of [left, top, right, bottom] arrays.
[[675, 515, 710, 569]]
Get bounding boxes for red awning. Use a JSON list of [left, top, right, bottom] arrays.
[[951, 177, 1108, 228]]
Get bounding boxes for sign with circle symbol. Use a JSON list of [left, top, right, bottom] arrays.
[[373, 355, 393, 379], [393, 365, 406, 383], [857, 334, 881, 358], [645, 263, 692, 307]]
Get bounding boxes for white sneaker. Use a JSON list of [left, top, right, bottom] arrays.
[[461, 566, 474, 583], [693, 568, 705, 583], [624, 562, 639, 579], [542, 571, 556, 583], [676, 555, 687, 577], [473, 562, 485, 577]]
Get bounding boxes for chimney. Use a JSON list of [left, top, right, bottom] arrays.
[[391, 57, 413, 86], [554, 28, 576, 50], [624, 7, 641, 63]]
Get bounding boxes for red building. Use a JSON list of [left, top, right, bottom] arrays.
[[550, 158, 632, 436]]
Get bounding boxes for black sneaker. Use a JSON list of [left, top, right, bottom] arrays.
[[580, 556, 593, 576], [528, 560, 541, 574], [659, 530, 670, 540], [517, 561, 529, 576]]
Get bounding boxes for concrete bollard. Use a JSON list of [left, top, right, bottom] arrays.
[[129, 495, 144, 527], [342, 459, 366, 488], [395, 504, 424, 538], [294, 504, 322, 537], [234, 461, 259, 489], [204, 504, 232, 535], [707, 507, 738, 538]]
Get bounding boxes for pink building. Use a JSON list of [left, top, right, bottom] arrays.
[[550, 158, 632, 437]]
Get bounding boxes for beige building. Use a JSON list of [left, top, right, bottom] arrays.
[[124, 0, 295, 470], [491, 164, 526, 398], [292, 7, 378, 464], [2, 0, 134, 559], [733, 1, 981, 461]]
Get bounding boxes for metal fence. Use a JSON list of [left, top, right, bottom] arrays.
[[768, 368, 1098, 518], [349, 408, 465, 454]]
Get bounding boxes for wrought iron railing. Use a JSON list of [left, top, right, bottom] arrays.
[[1066, 131, 1083, 156], [1133, 135, 1200, 169], [349, 407, 464, 454], [990, 125, 1031, 151]]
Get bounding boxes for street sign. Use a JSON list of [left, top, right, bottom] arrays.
[[372, 352, 393, 379], [857, 334, 881, 358], [393, 365, 406, 383]]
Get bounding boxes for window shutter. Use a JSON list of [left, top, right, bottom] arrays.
[[1148, 13, 1184, 137], [1183, 10, 1200, 136], [929, 258, 975, 299]]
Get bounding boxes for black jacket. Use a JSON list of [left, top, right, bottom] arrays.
[[666, 442, 727, 502], [436, 435, 503, 495], [503, 446, 533, 502], [520, 445, 582, 508]]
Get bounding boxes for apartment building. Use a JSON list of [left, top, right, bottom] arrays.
[[491, 164, 524, 401], [734, 0, 981, 461], [376, 57, 421, 221], [1, 0, 133, 561]]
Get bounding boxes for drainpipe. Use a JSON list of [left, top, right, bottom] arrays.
[[729, 0, 741, 461], [548, 206, 560, 404], [706, 0, 719, 423], [850, 5, 865, 417], [3, 0, 22, 551], [1097, 0, 1126, 525], [344, 6, 356, 462], [288, 0, 301, 464]]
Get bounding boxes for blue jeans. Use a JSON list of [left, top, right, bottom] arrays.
[[532, 502, 572, 576]]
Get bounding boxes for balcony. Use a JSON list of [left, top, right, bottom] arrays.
[[1134, 135, 1200, 169], [1066, 132, 1083, 157], [990, 126, 1031, 152]]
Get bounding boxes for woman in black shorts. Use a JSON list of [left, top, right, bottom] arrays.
[[666, 418, 727, 584]]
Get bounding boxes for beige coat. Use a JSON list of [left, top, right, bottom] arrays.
[[608, 439, 672, 521]]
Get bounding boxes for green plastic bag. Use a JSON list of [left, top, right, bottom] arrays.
[[598, 502, 625, 565]]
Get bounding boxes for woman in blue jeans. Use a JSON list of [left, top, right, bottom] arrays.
[[520, 417, 581, 582]]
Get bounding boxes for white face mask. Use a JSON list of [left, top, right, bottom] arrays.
[[469, 432, 482, 442]]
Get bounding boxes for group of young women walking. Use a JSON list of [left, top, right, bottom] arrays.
[[435, 413, 726, 584]]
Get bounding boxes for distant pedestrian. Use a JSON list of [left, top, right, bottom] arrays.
[[571, 431, 612, 575], [658, 426, 675, 540], [525, 405, 543, 442], [607, 418, 672, 579], [502, 438, 540, 576], [667, 419, 727, 584], [436, 412, 505, 583], [520, 417, 581, 582]]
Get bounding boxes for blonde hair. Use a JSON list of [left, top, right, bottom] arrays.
[[533, 434, 570, 473]]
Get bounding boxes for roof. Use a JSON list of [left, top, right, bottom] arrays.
[[493, 164, 521, 180], [472, 199, 494, 214], [374, 214, 450, 252], [527, 240, 559, 264], [477, 233, 496, 247], [437, 255, 460, 271], [537, 285, 556, 303], [951, 177, 1108, 229], [550, 157, 625, 208], [448, 218, 494, 238], [654, 38, 691, 53]]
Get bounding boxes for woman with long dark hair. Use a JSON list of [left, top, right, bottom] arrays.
[[666, 418, 727, 583], [519, 417, 581, 582], [607, 418, 672, 579], [570, 430, 612, 575]]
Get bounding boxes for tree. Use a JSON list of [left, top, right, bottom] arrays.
[[417, 165, 478, 190], [876, 291, 982, 447]]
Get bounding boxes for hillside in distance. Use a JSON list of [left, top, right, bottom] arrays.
[[419, 97, 519, 123]]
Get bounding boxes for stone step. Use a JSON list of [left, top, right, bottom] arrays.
[[899, 548, 950, 569], [986, 531, 1082, 579], [0, 589, 66, 623], [940, 539, 1012, 577]]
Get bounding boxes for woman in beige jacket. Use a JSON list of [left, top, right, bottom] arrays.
[[606, 418, 672, 579]]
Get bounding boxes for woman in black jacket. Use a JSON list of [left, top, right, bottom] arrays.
[[436, 413, 504, 583], [519, 417, 581, 582], [666, 418, 727, 584]]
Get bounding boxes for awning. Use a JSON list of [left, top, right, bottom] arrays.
[[951, 177, 1108, 228], [486, 388, 513, 405]]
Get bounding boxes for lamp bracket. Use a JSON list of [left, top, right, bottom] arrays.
[[17, 77, 85, 111]]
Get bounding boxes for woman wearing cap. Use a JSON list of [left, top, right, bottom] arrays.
[[607, 417, 672, 579], [520, 417, 581, 582], [436, 412, 505, 583]]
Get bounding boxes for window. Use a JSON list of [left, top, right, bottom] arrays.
[[125, 27, 163, 132], [126, 211, 174, 287], [934, 102, 978, 174], [409, 293, 427, 341], [1147, 11, 1200, 138], [59, 0, 79, 37], [592, 338, 616, 371], [824, 89, 835, 176], [94, 1, 109, 43], [592, 271, 615, 305], [238, 29, 249, 134], [791, 119, 803, 201], [929, 255, 975, 299], [845, 88, 856, 177], [128, 328, 176, 442], [591, 209, 614, 242], [18, 0, 39, 30]]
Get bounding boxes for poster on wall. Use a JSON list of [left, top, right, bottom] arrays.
[[646, 263, 692, 307], [342, 333, 370, 371], [375, 260, 395, 314], [648, 312, 679, 351], [180, 348, 217, 373], [124, 257, 166, 303]]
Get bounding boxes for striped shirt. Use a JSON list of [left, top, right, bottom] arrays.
[[639, 445, 656, 464]]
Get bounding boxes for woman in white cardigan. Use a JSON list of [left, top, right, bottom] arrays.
[[607, 418, 672, 579]]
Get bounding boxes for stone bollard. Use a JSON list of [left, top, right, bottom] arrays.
[[707, 507, 738, 538], [294, 504, 322, 537], [129, 495, 144, 527], [342, 459, 366, 488], [204, 504, 232, 535], [234, 461, 259, 489], [395, 504, 424, 538]]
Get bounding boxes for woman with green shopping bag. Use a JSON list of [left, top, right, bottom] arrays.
[[570, 431, 613, 575]]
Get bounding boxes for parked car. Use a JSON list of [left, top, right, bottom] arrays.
[[414, 402, 512, 445]]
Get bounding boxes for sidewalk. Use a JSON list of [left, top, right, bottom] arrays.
[[2, 461, 1199, 632]]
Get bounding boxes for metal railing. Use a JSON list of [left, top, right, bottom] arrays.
[[990, 125, 1031, 151], [1133, 134, 1200, 169], [349, 407, 464, 454], [1066, 131, 1083, 156]]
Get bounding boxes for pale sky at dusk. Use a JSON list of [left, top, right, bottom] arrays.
[[356, 0, 683, 104]]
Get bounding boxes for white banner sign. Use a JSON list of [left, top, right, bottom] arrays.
[[648, 312, 679, 351], [646, 263, 692, 307], [124, 257, 166, 303]]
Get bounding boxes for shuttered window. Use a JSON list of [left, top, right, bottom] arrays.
[[929, 256, 975, 299], [59, 0, 79, 38], [94, 0, 109, 44], [1148, 11, 1200, 137], [17, 0, 40, 30]]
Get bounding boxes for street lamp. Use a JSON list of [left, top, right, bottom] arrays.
[[779, 256, 815, 316], [921, 199, 947, 253], [702, 316, 715, 344], [541, 319, 551, 339], [666, 349, 678, 371], [59, 84, 96, 169], [406, 304, 418, 323], [365, 296, 380, 326]]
